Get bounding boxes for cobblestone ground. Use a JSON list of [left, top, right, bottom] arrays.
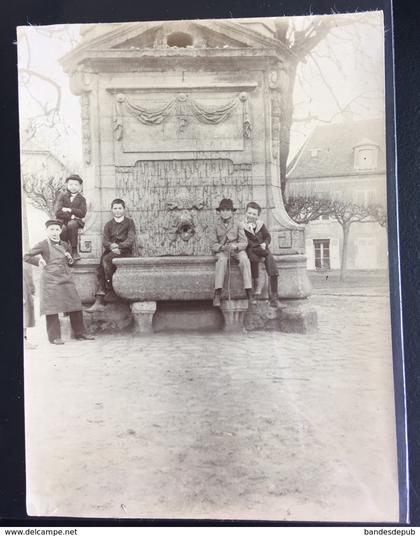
[[24, 294, 399, 522]]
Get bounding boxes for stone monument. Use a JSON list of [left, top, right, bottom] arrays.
[[60, 19, 316, 333]]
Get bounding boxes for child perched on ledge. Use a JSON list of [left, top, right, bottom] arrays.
[[23, 219, 94, 344], [88, 198, 137, 311], [210, 198, 253, 307], [243, 201, 280, 308], [55, 174, 87, 261]]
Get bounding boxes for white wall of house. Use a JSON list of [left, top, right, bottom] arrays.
[[285, 119, 388, 272], [304, 219, 388, 271]]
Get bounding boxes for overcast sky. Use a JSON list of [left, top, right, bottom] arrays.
[[17, 12, 385, 165]]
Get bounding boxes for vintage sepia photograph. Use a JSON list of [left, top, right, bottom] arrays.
[[18, 12, 402, 522]]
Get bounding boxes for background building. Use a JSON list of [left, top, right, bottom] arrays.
[[21, 145, 69, 181], [286, 117, 388, 271], [20, 137, 71, 243]]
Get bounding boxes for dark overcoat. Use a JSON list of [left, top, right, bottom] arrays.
[[55, 191, 87, 226], [243, 219, 272, 262], [23, 239, 82, 316]]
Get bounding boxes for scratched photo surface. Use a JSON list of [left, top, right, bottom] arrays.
[[18, 12, 400, 521]]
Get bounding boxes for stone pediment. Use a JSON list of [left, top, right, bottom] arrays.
[[61, 19, 289, 71], [111, 21, 255, 50]]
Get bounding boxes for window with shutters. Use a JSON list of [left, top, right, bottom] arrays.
[[313, 239, 330, 270]]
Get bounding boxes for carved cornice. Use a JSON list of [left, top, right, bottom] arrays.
[[62, 48, 285, 74], [69, 66, 95, 96]]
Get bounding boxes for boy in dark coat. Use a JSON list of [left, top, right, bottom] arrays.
[[243, 201, 280, 308], [88, 198, 137, 311], [210, 198, 253, 307], [23, 220, 94, 344], [55, 174, 87, 261]]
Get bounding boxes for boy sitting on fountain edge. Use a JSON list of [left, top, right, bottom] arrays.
[[88, 198, 137, 311], [210, 198, 253, 307]]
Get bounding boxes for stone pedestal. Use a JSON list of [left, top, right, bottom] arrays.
[[153, 302, 223, 333], [255, 261, 268, 297], [70, 260, 99, 304], [244, 300, 282, 331], [278, 299, 318, 334], [131, 301, 157, 334], [84, 302, 133, 333], [277, 255, 312, 299], [220, 299, 249, 332]]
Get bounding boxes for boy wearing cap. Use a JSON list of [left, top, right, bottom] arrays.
[[55, 174, 87, 261], [23, 220, 94, 345], [243, 201, 280, 308], [210, 198, 253, 307]]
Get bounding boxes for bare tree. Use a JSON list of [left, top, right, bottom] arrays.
[[276, 13, 383, 198], [285, 194, 333, 224], [22, 175, 65, 217], [330, 200, 388, 281], [330, 201, 370, 281], [286, 194, 387, 280], [17, 26, 82, 172], [18, 30, 62, 139], [366, 203, 387, 228]]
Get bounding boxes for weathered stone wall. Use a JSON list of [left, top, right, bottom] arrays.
[[62, 21, 306, 260], [116, 159, 253, 256]]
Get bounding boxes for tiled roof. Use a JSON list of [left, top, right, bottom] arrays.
[[287, 118, 386, 180]]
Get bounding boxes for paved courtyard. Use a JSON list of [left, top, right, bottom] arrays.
[[24, 294, 399, 522]]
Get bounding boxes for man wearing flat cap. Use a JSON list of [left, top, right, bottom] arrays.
[[54, 174, 87, 261], [210, 198, 253, 307], [23, 219, 94, 344]]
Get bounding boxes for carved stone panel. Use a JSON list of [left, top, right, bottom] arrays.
[[116, 159, 253, 256], [112, 92, 252, 153]]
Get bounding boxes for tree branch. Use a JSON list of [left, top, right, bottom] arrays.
[[19, 68, 62, 115]]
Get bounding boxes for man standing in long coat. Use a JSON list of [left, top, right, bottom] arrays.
[[24, 220, 94, 345]]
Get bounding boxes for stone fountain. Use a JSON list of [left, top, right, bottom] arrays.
[[61, 19, 316, 333]]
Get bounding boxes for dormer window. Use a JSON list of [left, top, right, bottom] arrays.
[[353, 139, 379, 171], [167, 32, 193, 48]]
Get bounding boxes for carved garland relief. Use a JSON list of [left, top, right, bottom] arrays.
[[113, 92, 252, 141]]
